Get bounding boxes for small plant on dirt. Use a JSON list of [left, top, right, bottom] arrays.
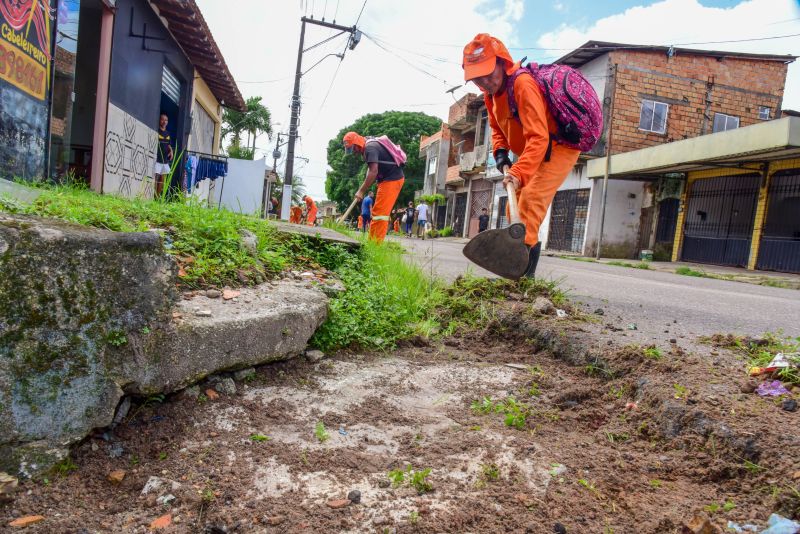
[[704, 502, 721, 514], [673, 383, 688, 399], [471, 396, 497, 415], [409, 468, 433, 494], [528, 365, 545, 378], [469, 425, 482, 431], [388, 467, 407, 487], [158, 451, 168, 461], [604, 431, 630, 443], [676, 266, 707, 277], [409, 510, 420, 524], [202, 488, 215, 502], [527, 382, 542, 397], [249, 433, 270, 442], [140, 326, 151, 335], [649, 479, 662, 489], [197, 393, 208, 405], [314, 422, 330, 443], [388, 465, 433, 494], [609, 384, 627, 399], [481, 463, 501, 482], [578, 478, 601, 498], [585, 358, 615, 379], [51, 457, 78, 477], [300, 449, 309, 466], [723, 499, 736, 512], [743, 459, 766, 474], [644, 346, 663, 360], [106, 330, 128, 347]]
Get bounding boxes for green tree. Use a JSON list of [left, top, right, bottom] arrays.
[[324, 111, 441, 213]]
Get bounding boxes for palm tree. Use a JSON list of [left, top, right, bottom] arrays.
[[242, 96, 272, 153], [221, 96, 272, 157]]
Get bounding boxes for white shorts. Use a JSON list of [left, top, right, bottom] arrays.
[[154, 162, 171, 175]]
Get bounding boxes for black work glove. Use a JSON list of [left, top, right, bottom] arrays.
[[494, 149, 512, 174]]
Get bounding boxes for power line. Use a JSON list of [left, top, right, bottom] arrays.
[[355, 0, 368, 26], [332, 0, 339, 22], [364, 32, 455, 86]]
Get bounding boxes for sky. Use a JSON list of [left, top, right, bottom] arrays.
[[196, 0, 800, 201]]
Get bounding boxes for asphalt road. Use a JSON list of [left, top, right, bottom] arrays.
[[393, 236, 800, 340]]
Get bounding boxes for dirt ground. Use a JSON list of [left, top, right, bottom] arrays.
[[2, 297, 799, 533]]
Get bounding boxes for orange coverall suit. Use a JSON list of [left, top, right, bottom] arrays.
[[369, 179, 404, 242], [487, 72, 580, 247], [304, 197, 317, 226], [289, 205, 303, 224]]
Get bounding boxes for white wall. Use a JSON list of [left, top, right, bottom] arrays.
[[579, 54, 609, 104], [213, 157, 266, 215], [584, 179, 647, 258]]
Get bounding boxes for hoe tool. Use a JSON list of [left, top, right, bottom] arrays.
[[462, 175, 528, 279]]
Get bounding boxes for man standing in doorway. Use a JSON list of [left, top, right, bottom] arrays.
[[360, 190, 374, 233], [154, 112, 173, 198], [415, 200, 429, 240], [478, 207, 490, 233], [342, 131, 405, 243]]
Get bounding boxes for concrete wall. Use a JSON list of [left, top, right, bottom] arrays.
[[214, 157, 267, 215], [584, 179, 647, 258]]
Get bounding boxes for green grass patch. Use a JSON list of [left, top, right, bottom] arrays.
[[675, 266, 708, 277], [5, 184, 352, 288], [607, 260, 651, 270]]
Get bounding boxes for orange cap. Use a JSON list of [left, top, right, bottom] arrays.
[[462, 33, 514, 81], [342, 131, 366, 149]]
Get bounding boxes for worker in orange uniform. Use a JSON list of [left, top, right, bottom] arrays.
[[357, 214, 364, 230], [342, 131, 404, 243], [302, 195, 317, 226], [289, 204, 303, 224], [463, 34, 580, 277]]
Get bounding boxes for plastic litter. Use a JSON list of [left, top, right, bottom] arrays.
[[338, 427, 348, 436], [556, 309, 567, 318], [755, 380, 791, 397], [749, 352, 799, 376], [760, 513, 800, 534], [627, 323, 638, 330]]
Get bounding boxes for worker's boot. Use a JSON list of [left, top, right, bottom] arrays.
[[523, 242, 542, 279]]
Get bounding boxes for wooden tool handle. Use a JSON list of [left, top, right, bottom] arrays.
[[503, 168, 521, 225], [337, 197, 359, 224]]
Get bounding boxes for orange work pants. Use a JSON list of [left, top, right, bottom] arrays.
[[306, 207, 317, 226], [513, 144, 580, 247], [369, 178, 405, 243]]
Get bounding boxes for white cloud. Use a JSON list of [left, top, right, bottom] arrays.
[[537, 0, 800, 106], [554, 2, 565, 12], [196, 0, 523, 201]]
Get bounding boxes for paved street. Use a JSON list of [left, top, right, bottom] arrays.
[[393, 236, 800, 340]]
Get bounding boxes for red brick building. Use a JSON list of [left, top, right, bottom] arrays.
[[536, 42, 794, 259]]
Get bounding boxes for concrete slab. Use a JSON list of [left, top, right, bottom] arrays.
[[0, 179, 42, 204], [270, 220, 360, 249]]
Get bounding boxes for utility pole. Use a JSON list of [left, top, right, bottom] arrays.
[[596, 63, 618, 260], [280, 16, 362, 220]]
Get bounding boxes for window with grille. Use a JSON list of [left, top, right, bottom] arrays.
[[759, 106, 771, 121], [713, 113, 739, 133], [638, 100, 668, 134]]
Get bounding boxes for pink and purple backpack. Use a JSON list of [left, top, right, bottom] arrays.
[[366, 136, 407, 167], [505, 62, 603, 160]]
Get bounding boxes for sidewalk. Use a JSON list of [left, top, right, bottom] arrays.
[[550, 252, 800, 290]]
